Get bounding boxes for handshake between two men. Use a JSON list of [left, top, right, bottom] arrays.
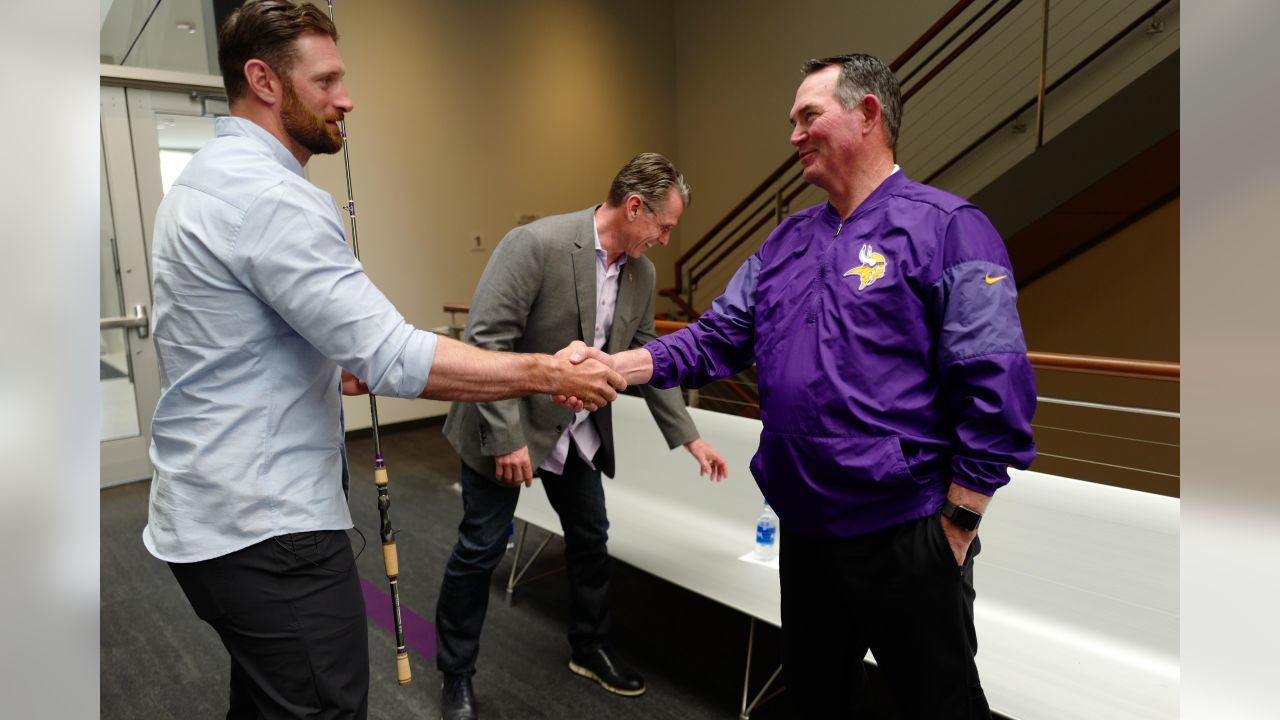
[[403, 336, 726, 489], [338, 336, 645, 412], [549, 340, 657, 413]]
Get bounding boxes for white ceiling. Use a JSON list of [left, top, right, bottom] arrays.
[[101, 0, 216, 75]]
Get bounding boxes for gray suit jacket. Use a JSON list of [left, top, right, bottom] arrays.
[[442, 207, 699, 479]]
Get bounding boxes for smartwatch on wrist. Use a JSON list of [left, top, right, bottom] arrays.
[[940, 500, 982, 531]]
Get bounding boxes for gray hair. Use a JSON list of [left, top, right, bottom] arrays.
[[606, 153, 691, 211], [801, 53, 902, 153]]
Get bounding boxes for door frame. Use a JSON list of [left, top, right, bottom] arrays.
[[98, 67, 225, 487], [100, 85, 162, 486]]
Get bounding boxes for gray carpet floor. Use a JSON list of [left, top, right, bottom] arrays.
[[101, 419, 930, 719]]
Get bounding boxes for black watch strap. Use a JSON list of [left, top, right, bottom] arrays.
[[941, 500, 982, 531]]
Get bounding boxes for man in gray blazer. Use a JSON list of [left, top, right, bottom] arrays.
[[436, 153, 727, 720]]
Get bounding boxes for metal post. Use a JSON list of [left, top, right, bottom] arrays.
[[1035, 0, 1050, 148], [506, 522, 529, 593], [740, 617, 756, 719]]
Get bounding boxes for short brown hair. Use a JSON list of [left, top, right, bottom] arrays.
[[218, 0, 338, 101], [606, 153, 691, 211]]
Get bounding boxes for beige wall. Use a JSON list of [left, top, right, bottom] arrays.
[[1019, 199, 1179, 362], [304, 0, 679, 427], [1018, 200, 1180, 495]]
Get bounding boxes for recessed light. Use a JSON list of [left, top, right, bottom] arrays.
[[175, 22, 197, 34]]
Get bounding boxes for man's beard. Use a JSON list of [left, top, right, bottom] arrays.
[[281, 79, 343, 156]]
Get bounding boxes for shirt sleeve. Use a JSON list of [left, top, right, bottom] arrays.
[[232, 183, 436, 399], [929, 206, 1037, 495], [630, 270, 699, 449], [644, 255, 759, 389]]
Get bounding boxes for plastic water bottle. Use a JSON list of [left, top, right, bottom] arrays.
[[754, 501, 778, 561]]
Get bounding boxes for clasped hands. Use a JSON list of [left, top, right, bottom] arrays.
[[550, 340, 624, 413]]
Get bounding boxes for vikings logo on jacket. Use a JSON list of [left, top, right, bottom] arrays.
[[843, 243, 886, 290]]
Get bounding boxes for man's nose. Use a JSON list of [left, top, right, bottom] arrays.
[[335, 86, 354, 113], [789, 125, 805, 147]]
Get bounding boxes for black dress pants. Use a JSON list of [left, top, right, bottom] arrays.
[[169, 530, 369, 720], [780, 514, 990, 719]]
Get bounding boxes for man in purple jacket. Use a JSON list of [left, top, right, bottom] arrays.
[[594, 54, 1036, 718]]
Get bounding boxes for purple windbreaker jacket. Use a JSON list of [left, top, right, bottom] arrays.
[[646, 171, 1036, 539]]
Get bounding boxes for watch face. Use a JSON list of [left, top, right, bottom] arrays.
[[944, 502, 982, 531]]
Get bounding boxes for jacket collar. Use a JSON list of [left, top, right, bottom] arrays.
[[822, 166, 910, 225]]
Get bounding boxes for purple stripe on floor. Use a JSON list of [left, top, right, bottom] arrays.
[[359, 576, 436, 660]]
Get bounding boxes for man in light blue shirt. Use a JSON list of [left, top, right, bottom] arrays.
[[146, 3, 622, 718]]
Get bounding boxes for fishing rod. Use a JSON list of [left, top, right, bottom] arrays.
[[325, 0, 411, 687]]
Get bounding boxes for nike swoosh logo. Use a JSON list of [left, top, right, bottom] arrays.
[[984, 274, 1008, 285]]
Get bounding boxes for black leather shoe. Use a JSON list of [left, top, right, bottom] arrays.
[[440, 674, 477, 720], [568, 645, 646, 696]]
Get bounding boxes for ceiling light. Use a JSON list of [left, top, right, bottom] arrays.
[[175, 22, 197, 34]]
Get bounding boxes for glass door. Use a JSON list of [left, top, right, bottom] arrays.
[[100, 86, 161, 486], [99, 85, 223, 487], [125, 89, 224, 255]]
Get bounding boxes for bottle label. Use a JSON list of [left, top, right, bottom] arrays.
[[756, 524, 776, 545]]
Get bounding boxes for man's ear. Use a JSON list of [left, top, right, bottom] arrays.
[[625, 193, 644, 221], [859, 94, 884, 138], [243, 58, 281, 106]]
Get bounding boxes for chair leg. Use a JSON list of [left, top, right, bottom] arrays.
[[505, 521, 561, 593]]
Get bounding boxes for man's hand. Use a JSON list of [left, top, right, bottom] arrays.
[[552, 341, 621, 411], [938, 482, 992, 566], [341, 370, 369, 396], [683, 438, 728, 482], [552, 356, 623, 412], [495, 447, 534, 488], [567, 346, 654, 387]]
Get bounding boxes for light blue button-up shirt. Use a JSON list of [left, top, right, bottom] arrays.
[[143, 117, 437, 563]]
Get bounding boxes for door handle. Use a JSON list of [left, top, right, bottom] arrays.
[[100, 304, 149, 339]]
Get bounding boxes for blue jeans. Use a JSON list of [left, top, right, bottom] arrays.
[[435, 449, 612, 677]]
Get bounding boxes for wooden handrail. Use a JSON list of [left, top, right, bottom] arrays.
[[898, 0, 1003, 87], [443, 308, 1178, 383], [656, 319, 1178, 382], [890, 0, 981, 73], [901, 0, 1026, 103], [1026, 351, 1179, 382], [670, 156, 798, 296], [689, 174, 807, 288]]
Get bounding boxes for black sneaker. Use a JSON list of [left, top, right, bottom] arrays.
[[440, 674, 477, 720], [568, 645, 646, 697]]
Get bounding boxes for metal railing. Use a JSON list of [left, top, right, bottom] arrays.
[[653, 318, 1178, 497]]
